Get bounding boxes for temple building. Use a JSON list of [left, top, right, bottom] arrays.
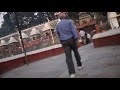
[[77, 12, 96, 33]]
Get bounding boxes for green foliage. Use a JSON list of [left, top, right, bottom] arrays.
[[0, 12, 56, 38]]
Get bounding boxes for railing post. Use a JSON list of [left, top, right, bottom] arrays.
[[14, 12, 29, 65]]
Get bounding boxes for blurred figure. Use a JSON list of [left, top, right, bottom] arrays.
[[91, 30, 96, 38], [56, 12, 84, 78], [85, 32, 91, 44], [79, 29, 86, 45]]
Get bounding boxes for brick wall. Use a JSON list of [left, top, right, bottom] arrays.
[[0, 47, 64, 75], [93, 34, 120, 48]]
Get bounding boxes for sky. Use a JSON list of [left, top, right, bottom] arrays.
[[0, 12, 7, 28]]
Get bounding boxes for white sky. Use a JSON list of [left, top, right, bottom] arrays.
[[0, 12, 7, 28]]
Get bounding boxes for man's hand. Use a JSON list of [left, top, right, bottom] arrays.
[[75, 38, 80, 47]]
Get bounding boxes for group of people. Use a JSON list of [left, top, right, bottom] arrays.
[[0, 32, 60, 59], [0, 43, 21, 59], [79, 29, 91, 45]]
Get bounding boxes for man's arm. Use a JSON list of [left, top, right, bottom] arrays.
[[70, 20, 78, 40], [56, 26, 60, 38]]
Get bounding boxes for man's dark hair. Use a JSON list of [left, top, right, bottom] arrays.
[[58, 12, 68, 20]]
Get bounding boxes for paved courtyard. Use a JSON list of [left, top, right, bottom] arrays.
[[1, 43, 120, 78]]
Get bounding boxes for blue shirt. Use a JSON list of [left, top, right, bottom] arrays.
[[56, 19, 78, 40]]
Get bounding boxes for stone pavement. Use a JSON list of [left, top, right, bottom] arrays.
[[1, 43, 120, 78]]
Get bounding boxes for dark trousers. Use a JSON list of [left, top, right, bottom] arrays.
[[61, 37, 82, 75]]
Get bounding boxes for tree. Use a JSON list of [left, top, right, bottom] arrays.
[[0, 12, 16, 37], [68, 12, 79, 21], [0, 12, 56, 37]]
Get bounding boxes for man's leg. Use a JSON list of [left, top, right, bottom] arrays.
[[63, 45, 75, 75], [73, 48, 82, 66], [72, 41, 82, 67]]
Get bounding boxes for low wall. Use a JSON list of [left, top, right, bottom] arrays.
[[92, 29, 120, 48], [0, 44, 64, 75]]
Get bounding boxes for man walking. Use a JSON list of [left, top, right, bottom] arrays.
[[56, 12, 84, 78]]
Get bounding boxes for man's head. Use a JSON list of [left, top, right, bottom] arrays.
[[57, 12, 67, 19]]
